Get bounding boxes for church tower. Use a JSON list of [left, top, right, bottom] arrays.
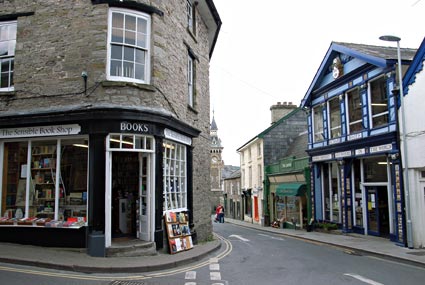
[[210, 111, 224, 193]]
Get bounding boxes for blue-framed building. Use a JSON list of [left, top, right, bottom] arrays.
[[301, 42, 416, 245]]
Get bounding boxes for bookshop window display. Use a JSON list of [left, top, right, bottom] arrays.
[[163, 140, 187, 211], [1, 138, 88, 227]]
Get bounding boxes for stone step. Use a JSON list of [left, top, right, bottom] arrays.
[[106, 240, 157, 257]]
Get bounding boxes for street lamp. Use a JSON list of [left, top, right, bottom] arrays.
[[379, 35, 413, 248]]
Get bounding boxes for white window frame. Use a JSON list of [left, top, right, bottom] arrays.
[[186, 0, 194, 30], [328, 97, 341, 138], [313, 105, 324, 142], [368, 76, 388, 129], [345, 87, 363, 134], [107, 8, 151, 84], [163, 140, 187, 212], [0, 21, 16, 91]]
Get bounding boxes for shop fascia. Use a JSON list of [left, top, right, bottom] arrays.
[[0, 124, 81, 139]]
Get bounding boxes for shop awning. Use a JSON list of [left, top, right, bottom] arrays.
[[276, 183, 306, 197]]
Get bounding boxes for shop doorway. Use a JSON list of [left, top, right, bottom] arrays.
[[365, 186, 389, 237], [111, 152, 152, 242]]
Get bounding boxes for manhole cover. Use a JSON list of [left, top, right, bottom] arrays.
[[406, 251, 425, 256]]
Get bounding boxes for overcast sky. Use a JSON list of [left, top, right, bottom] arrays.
[[209, 0, 425, 166]]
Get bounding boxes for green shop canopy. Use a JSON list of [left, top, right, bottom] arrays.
[[276, 183, 306, 197]]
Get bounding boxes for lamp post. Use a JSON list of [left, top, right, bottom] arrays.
[[379, 35, 413, 248]]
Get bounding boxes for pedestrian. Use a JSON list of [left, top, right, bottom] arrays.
[[214, 204, 220, 222], [218, 204, 224, 223]]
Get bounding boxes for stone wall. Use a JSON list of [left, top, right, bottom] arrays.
[[0, 0, 214, 241]]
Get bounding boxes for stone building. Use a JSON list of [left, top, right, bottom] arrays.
[[0, 0, 221, 256], [222, 168, 241, 220], [237, 102, 307, 226]]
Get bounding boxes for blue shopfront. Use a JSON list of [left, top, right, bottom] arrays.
[[301, 42, 416, 246]]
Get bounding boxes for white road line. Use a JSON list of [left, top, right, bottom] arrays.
[[210, 257, 219, 263], [210, 271, 222, 280], [210, 263, 220, 271], [258, 233, 285, 241], [229, 234, 250, 242], [184, 283, 196, 285], [185, 271, 196, 280], [344, 273, 384, 285]]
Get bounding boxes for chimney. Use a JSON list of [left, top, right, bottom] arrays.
[[270, 101, 297, 124]]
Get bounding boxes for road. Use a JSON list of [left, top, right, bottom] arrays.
[[0, 221, 424, 284]]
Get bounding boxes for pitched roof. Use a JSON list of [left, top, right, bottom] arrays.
[[301, 41, 417, 108], [222, 165, 240, 179], [211, 115, 218, 131], [237, 108, 302, 151]]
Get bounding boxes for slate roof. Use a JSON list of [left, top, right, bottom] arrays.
[[301, 41, 417, 108], [211, 115, 218, 131], [335, 42, 417, 62], [237, 108, 302, 151], [222, 165, 240, 180]]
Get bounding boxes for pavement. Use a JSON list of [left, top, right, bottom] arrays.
[[0, 217, 424, 273]]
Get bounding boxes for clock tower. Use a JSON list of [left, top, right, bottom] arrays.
[[210, 111, 224, 193]]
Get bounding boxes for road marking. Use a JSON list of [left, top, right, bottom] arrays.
[[229, 234, 250, 242], [258, 233, 285, 241], [210, 271, 221, 280], [185, 271, 196, 279], [184, 283, 196, 285], [344, 273, 384, 285], [0, 233, 234, 282], [210, 263, 220, 271]]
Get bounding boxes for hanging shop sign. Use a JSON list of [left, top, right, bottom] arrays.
[[164, 128, 192, 145], [0, 124, 81, 139]]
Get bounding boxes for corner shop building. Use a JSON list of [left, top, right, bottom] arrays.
[[0, 108, 199, 255]]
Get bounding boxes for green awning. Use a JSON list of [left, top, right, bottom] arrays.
[[276, 183, 306, 197]]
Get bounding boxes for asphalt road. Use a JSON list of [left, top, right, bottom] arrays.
[[1, 221, 425, 285]]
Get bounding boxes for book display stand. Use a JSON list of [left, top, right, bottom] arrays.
[[164, 211, 193, 254]]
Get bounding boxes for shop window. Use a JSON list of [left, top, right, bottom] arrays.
[[163, 140, 187, 212], [313, 105, 324, 142], [353, 160, 363, 227], [322, 162, 340, 222], [346, 88, 363, 133], [276, 196, 300, 224], [0, 21, 16, 91], [369, 76, 388, 128], [364, 156, 388, 182], [107, 8, 151, 84], [328, 97, 341, 138], [1, 139, 88, 227], [1, 142, 27, 219]]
